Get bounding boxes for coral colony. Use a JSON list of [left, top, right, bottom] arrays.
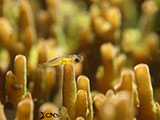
[[0, 0, 160, 120]]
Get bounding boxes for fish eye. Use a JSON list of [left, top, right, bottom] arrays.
[[77, 55, 81, 59], [75, 58, 80, 63]]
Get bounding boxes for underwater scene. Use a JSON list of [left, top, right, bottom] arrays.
[[0, 0, 160, 120]]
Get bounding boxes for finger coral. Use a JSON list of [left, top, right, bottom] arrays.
[[121, 0, 159, 64], [77, 75, 93, 120], [96, 43, 126, 93], [16, 92, 34, 120], [0, 102, 6, 120], [63, 63, 93, 120], [134, 64, 160, 120], [0, 0, 160, 120], [98, 90, 134, 120], [6, 54, 27, 109], [75, 90, 88, 119]]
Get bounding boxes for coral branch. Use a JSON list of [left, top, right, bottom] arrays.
[[16, 92, 34, 120], [134, 64, 157, 120], [75, 90, 88, 119], [6, 54, 27, 109], [19, 0, 34, 30], [0, 102, 6, 120], [63, 63, 76, 120], [97, 43, 116, 93], [115, 69, 134, 93], [77, 75, 93, 120], [98, 90, 134, 120]]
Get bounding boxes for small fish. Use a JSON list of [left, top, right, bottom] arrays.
[[38, 55, 83, 68]]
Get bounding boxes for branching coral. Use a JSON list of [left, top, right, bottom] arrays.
[[134, 64, 160, 120], [98, 90, 134, 120], [75, 90, 88, 119], [0, 0, 160, 120], [0, 0, 37, 61], [19, 0, 35, 30], [121, 0, 159, 64], [18, 0, 37, 54], [0, 102, 6, 120], [63, 63, 93, 120], [90, 0, 121, 43], [63, 63, 77, 120], [6, 54, 27, 109], [0, 18, 22, 58], [114, 70, 134, 94], [77, 76, 93, 120], [96, 43, 126, 93], [44, 68, 56, 100], [96, 43, 116, 93], [37, 0, 59, 37], [16, 92, 34, 120], [0, 49, 9, 103], [93, 63, 160, 120], [94, 69, 135, 120]]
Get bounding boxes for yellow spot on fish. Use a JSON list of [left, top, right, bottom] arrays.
[[58, 58, 73, 64]]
